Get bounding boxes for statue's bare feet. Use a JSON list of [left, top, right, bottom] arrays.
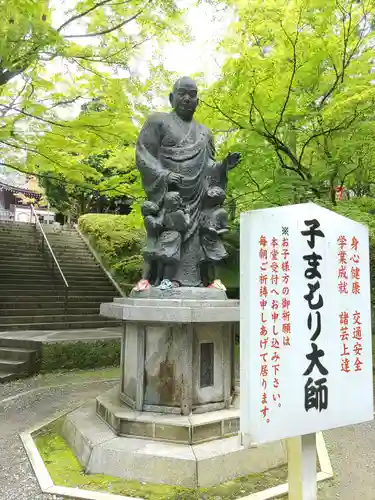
[[208, 279, 226, 291], [133, 279, 150, 292], [159, 279, 173, 290]]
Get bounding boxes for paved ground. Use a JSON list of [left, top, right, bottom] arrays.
[[0, 369, 373, 500], [0, 369, 119, 500], [0, 326, 122, 343]]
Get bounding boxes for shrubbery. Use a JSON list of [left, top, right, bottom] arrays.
[[78, 213, 145, 291], [41, 340, 121, 372]]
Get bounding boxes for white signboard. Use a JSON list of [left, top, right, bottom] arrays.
[[240, 203, 373, 444]]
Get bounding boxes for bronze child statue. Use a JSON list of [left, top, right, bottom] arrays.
[[156, 191, 190, 290], [135, 200, 163, 291], [199, 186, 229, 290]]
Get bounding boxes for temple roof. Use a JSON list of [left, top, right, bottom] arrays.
[[0, 181, 42, 199]]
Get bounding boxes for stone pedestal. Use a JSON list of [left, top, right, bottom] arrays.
[[61, 289, 287, 487], [103, 291, 237, 416]]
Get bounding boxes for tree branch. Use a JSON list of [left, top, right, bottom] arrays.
[[273, 13, 301, 135], [57, 0, 115, 33], [274, 148, 306, 180], [0, 104, 72, 128], [0, 139, 67, 171], [200, 99, 245, 130], [0, 78, 29, 117], [318, 3, 367, 109], [249, 91, 272, 136], [49, 96, 84, 109], [64, 10, 143, 38], [298, 107, 361, 164], [0, 69, 25, 87]]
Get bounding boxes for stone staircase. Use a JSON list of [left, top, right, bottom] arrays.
[[0, 338, 41, 383], [0, 221, 122, 381]]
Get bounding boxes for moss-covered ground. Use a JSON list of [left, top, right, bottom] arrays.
[[35, 421, 288, 500]]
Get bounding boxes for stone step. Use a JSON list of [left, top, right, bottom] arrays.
[[0, 270, 107, 280], [0, 346, 37, 361], [0, 313, 110, 325], [0, 291, 116, 298], [0, 252, 44, 259], [0, 248, 42, 257], [0, 307, 100, 317], [0, 225, 35, 230], [0, 273, 51, 281], [0, 293, 116, 302], [0, 227, 36, 235], [0, 262, 101, 272], [0, 236, 39, 243], [0, 282, 115, 290], [0, 301, 103, 310], [0, 372, 19, 383], [0, 358, 29, 373], [0, 338, 41, 350], [0, 273, 53, 280], [0, 239, 38, 245], [49, 247, 90, 254], [51, 245, 94, 252], [0, 254, 45, 262], [0, 276, 113, 285], [0, 319, 120, 331], [45, 239, 87, 246], [53, 254, 97, 261]]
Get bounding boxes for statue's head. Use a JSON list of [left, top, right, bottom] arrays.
[[205, 186, 226, 207], [169, 76, 198, 122], [164, 191, 182, 211], [141, 200, 159, 217]]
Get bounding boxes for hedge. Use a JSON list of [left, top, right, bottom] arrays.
[[41, 339, 121, 372], [78, 213, 145, 291]]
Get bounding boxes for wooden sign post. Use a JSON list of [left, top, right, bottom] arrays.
[[287, 434, 317, 499], [240, 203, 373, 499]]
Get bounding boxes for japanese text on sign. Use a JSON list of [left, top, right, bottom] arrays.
[[301, 219, 328, 413], [258, 228, 292, 424]]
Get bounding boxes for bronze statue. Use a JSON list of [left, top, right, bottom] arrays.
[[134, 76, 240, 291]]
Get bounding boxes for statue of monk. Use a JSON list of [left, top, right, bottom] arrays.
[[135, 76, 240, 287]]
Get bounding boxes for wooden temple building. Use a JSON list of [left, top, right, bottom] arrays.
[[0, 179, 55, 224]]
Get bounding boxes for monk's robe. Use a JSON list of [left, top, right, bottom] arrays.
[[136, 111, 229, 286]]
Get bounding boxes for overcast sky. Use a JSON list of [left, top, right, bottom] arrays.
[[52, 0, 231, 83], [146, 2, 231, 82]]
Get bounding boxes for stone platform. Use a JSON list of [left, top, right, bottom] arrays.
[[60, 288, 287, 487], [62, 392, 286, 488], [129, 285, 228, 300], [96, 386, 240, 445]]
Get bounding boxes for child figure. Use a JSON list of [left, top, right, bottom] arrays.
[[199, 186, 229, 289], [133, 200, 163, 292], [156, 191, 190, 290]]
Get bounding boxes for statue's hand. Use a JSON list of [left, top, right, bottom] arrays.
[[224, 152, 241, 170], [167, 172, 183, 186]]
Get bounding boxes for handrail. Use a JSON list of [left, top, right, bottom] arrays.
[[31, 205, 69, 308]]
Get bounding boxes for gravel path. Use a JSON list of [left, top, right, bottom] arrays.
[[0, 369, 374, 500], [0, 371, 118, 500]]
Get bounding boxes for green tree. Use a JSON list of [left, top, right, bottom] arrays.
[[0, 0, 185, 196], [40, 150, 136, 218], [199, 0, 375, 215]]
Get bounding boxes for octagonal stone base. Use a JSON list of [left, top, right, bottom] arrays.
[[96, 387, 240, 445], [100, 294, 239, 416], [62, 400, 287, 488]]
